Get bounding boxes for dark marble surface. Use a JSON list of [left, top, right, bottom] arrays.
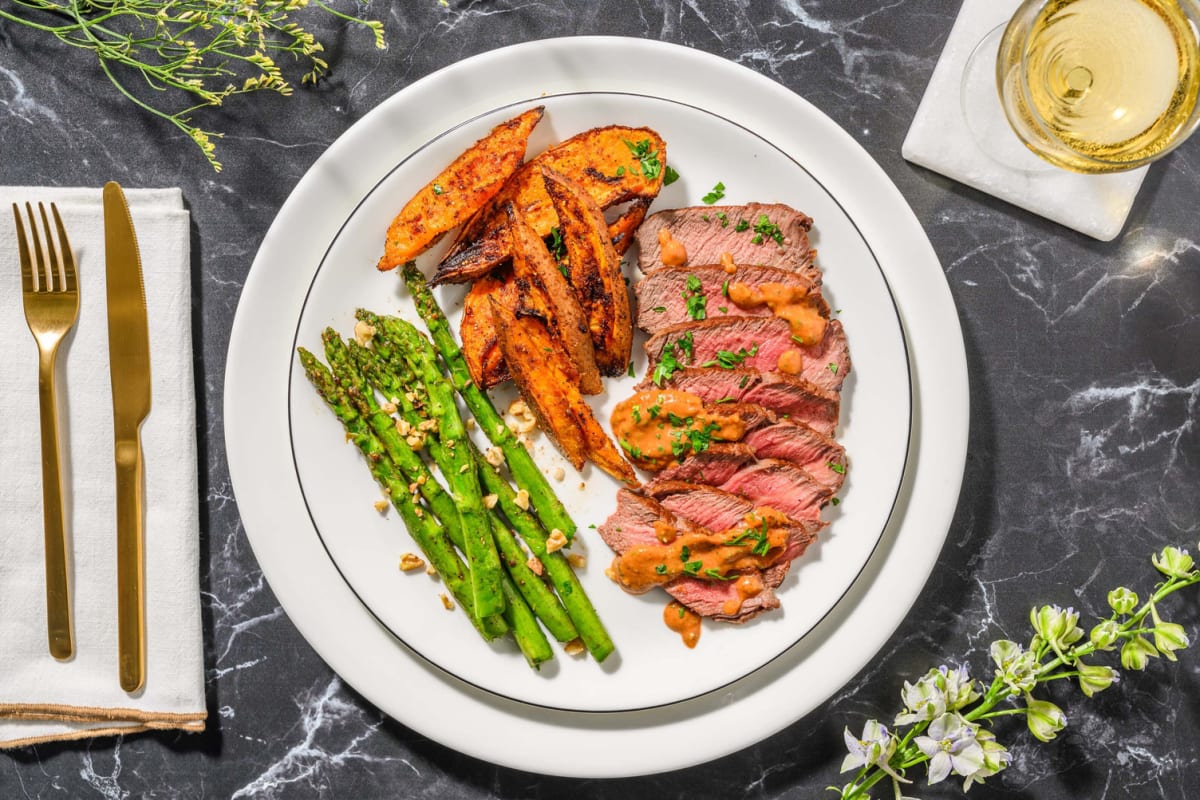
[[2, 1, 1198, 797]]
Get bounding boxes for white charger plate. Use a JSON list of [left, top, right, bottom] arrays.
[[288, 91, 910, 712], [226, 36, 967, 776]]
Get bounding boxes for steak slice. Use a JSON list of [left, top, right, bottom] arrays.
[[634, 263, 826, 334], [654, 443, 757, 486], [709, 458, 834, 520], [743, 421, 848, 491], [644, 316, 850, 393], [637, 367, 841, 435], [647, 481, 827, 553], [597, 489, 815, 622], [635, 203, 817, 282]]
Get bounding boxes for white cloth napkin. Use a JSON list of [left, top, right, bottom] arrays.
[[0, 187, 205, 747], [901, 0, 1147, 241]]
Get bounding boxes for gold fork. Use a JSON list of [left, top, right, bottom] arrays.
[[15, 202, 80, 661]]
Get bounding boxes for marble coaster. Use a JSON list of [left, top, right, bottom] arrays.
[[902, 0, 1146, 241]]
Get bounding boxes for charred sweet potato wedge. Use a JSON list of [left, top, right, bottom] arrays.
[[433, 125, 667, 284], [541, 165, 632, 377], [505, 202, 602, 395], [377, 106, 544, 271], [460, 271, 514, 389], [490, 300, 638, 485]]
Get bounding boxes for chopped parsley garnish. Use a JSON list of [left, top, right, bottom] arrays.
[[680, 545, 691, 561], [828, 362, 839, 374], [631, 404, 642, 424], [618, 439, 643, 459], [684, 274, 707, 321], [432, 183, 444, 195], [652, 340, 683, 386], [701, 343, 759, 369], [624, 139, 664, 180], [734, 218, 750, 232], [750, 214, 784, 245], [664, 165, 680, 185], [676, 330, 695, 361], [738, 374, 750, 389], [683, 560, 703, 575], [627, 361, 637, 378], [791, 334, 806, 345], [716, 211, 729, 227], [828, 461, 846, 474], [652, 306, 667, 313], [667, 412, 692, 427], [703, 568, 737, 581], [702, 181, 726, 205], [724, 518, 772, 556], [655, 563, 668, 575], [831, 497, 841, 506], [721, 280, 730, 298], [718, 306, 729, 314], [714, 396, 734, 404], [546, 226, 567, 261], [647, 404, 662, 419]]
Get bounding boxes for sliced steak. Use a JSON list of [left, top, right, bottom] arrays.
[[635, 203, 817, 282], [653, 443, 757, 486], [743, 421, 847, 491], [644, 316, 850, 393], [637, 367, 841, 435], [634, 264, 825, 334], [597, 489, 697, 555], [709, 458, 834, 520]]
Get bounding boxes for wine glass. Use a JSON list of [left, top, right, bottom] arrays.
[[963, 0, 1200, 174]]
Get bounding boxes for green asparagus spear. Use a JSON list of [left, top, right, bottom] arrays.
[[297, 347, 506, 642], [385, 318, 505, 620], [400, 263, 577, 541], [473, 442, 615, 662]]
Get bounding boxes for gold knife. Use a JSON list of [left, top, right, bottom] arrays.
[[103, 181, 151, 693]]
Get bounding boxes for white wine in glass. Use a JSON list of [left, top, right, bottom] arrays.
[[996, 0, 1200, 173]]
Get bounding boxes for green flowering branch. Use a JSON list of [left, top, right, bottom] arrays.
[[833, 544, 1199, 800], [0, 0, 387, 171]]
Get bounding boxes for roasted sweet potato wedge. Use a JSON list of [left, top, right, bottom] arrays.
[[609, 198, 652, 256], [433, 125, 667, 284], [505, 202, 602, 395], [541, 165, 632, 377], [490, 300, 638, 485], [377, 106, 544, 271], [460, 271, 514, 389]]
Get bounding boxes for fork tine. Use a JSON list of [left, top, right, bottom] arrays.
[[13, 203, 34, 294], [36, 202, 59, 292], [50, 204, 77, 294], [25, 202, 48, 292]]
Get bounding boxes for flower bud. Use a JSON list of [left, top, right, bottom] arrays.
[[1076, 661, 1118, 697], [990, 640, 1037, 693], [1089, 620, 1120, 650], [1107, 587, 1138, 616], [1029, 605, 1084, 653], [1153, 621, 1189, 661], [1025, 696, 1066, 742], [1152, 547, 1195, 579], [1120, 635, 1158, 671]]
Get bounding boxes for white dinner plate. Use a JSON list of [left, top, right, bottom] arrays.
[[288, 91, 910, 711], [226, 36, 967, 775]]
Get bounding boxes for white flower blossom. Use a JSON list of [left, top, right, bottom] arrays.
[[914, 713, 985, 785], [895, 666, 980, 725], [990, 640, 1038, 694], [841, 720, 908, 783]]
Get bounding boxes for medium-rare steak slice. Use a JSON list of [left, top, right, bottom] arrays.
[[644, 317, 850, 393], [634, 263, 826, 334], [654, 443, 757, 486], [598, 490, 815, 622], [635, 203, 817, 282], [743, 421, 848, 491], [636, 367, 841, 435], [708, 458, 834, 520]]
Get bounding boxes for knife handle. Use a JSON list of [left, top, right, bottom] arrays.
[[115, 434, 145, 693]]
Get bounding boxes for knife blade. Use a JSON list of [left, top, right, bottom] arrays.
[[103, 181, 150, 693]]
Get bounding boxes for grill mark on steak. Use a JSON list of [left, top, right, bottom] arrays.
[[635, 203, 816, 282], [634, 263, 826, 334]]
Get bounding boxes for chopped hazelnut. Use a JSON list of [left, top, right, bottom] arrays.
[[399, 553, 425, 572], [483, 494, 499, 509], [508, 399, 529, 417], [396, 418, 412, 436], [514, 489, 530, 510], [373, 499, 389, 513], [563, 639, 585, 656], [439, 593, 455, 611], [525, 557, 544, 576], [353, 320, 376, 346], [465, 418, 476, 430], [551, 466, 565, 482], [567, 553, 586, 568], [380, 401, 397, 415], [485, 447, 505, 466], [546, 529, 568, 553]]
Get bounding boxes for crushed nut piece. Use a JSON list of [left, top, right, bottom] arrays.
[[439, 593, 455, 610], [396, 418, 412, 436], [514, 489, 530, 510], [459, 463, 470, 474], [578, 482, 586, 490], [466, 418, 476, 430], [525, 556, 544, 576], [405, 432, 426, 449], [413, 506, 424, 518], [567, 553, 586, 568], [425, 564, 438, 577], [508, 399, 529, 417], [563, 639, 585, 656], [546, 529, 568, 553], [483, 494, 499, 509], [405, 391, 418, 403], [381, 400, 397, 415], [399, 553, 425, 572], [515, 417, 537, 434], [417, 419, 439, 432], [353, 320, 376, 346], [373, 499, 389, 513], [484, 447, 505, 467], [551, 466, 565, 482], [417, 475, 426, 486]]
